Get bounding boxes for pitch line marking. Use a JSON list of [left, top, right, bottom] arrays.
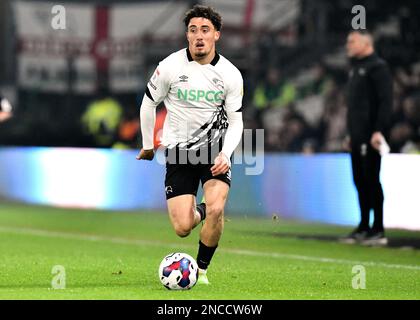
[[1, 226, 420, 271]]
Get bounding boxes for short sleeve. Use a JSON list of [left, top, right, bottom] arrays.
[[224, 69, 244, 112], [146, 62, 171, 104]]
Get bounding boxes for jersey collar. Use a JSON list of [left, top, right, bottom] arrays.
[[210, 52, 220, 66], [186, 48, 220, 66]]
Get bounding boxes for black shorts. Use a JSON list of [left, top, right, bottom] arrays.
[[164, 162, 231, 200], [165, 164, 231, 200]]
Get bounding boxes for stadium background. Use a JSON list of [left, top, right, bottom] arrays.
[[0, 0, 419, 301]]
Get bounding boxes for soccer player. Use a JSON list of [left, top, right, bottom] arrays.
[[342, 30, 392, 246], [136, 5, 244, 284]]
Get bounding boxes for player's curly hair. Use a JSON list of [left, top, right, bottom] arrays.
[[183, 5, 222, 31]]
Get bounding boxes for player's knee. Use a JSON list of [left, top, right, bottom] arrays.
[[174, 224, 191, 238], [175, 228, 191, 238]]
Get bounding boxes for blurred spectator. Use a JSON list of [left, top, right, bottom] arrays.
[[0, 95, 19, 146], [0, 95, 13, 123], [81, 88, 123, 147], [113, 108, 140, 150], [252, 67, 297, 127], [277, 105, 313, 152], [400, 135, 420, 154], [114, 105, 167, 150], [298, 63, 332, 99], [389, 95, 420, 152], [390, 122, 414, 152], [394, 67, 420, 96], [319, 84, 347, 152]]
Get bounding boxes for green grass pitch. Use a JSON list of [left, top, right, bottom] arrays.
[[0, 202, 419, 300]]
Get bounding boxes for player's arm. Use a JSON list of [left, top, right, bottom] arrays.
[[211, 71, 244, 176], [136, 65, 170, 161], [136, 94, 157, 160], [211, 110, 243, 176]]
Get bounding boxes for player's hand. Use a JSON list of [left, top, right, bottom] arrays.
[[136, 149, 155, 161], [211, 152, 230, 176], [370, 132, 384, 151]]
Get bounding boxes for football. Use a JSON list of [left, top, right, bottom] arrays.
[[158, 252, 198, 290]]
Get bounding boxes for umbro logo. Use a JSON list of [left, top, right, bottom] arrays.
[[165, 186, 173, 194], [179, 75, 188, 82]]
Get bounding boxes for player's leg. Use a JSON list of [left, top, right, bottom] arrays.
[[165, 162, 205, 237], [200, 179, 229, 246], [196, 179, 229, 284], [167, 195, 202, 237]]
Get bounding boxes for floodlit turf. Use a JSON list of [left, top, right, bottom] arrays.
[[0, 202, 419, 300]]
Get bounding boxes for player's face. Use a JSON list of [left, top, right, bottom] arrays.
[[346, 33, 366, 58], [187, 17, 220, 60]]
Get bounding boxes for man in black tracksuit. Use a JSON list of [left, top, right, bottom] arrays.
[[343, 31, 393, 245]]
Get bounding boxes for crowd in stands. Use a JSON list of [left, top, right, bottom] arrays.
[[1, 58, 419, 154], [244, 60, 420, 154]]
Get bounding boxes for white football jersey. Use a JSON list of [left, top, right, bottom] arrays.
[[145, 48, 243, 150]]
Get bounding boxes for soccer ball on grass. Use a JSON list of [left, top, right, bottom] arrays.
[[158, 252, 198, 290]]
